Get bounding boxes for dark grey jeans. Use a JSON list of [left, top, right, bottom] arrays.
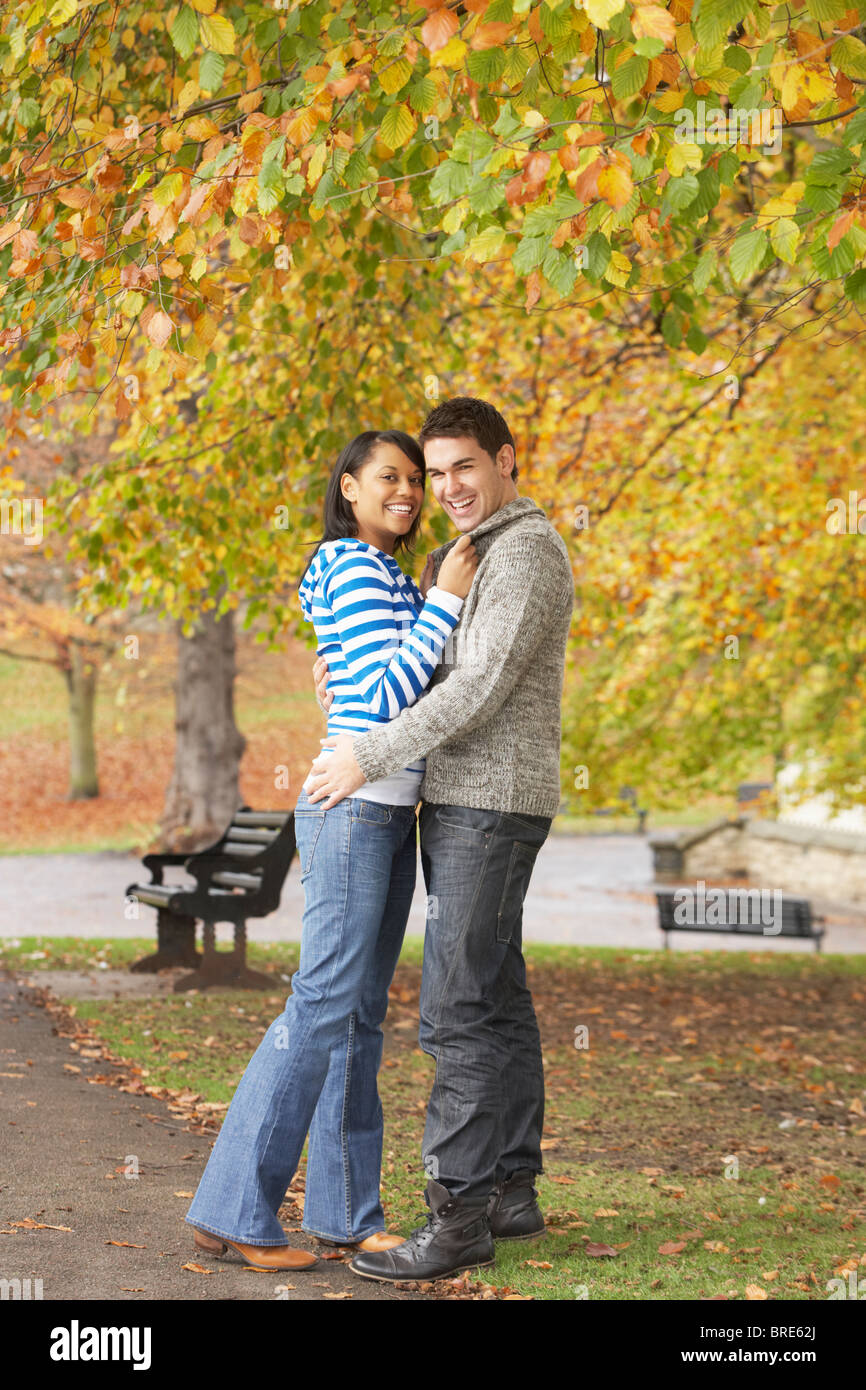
[[418, 801, 552, 1202]]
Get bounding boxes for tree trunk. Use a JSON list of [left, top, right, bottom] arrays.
[[65, 643, 99, 799], [160, 606, 246, 851]]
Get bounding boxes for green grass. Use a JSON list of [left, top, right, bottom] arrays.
[[3, 938, 863, 1300]]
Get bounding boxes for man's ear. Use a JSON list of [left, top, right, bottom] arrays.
[[497, 444, 516, 477]]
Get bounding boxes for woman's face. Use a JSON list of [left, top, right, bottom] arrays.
[[341, 441, 424, 553]]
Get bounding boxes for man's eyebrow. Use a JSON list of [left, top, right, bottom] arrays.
[[426, 456, 476, 470]]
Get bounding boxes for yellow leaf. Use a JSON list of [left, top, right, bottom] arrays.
[[306, 142, 327, 187], [177, 81, 200, 115], [666, 141, 702, 176], [199, 13, 236, 55], [583, 0, 627, 29], [631, 5, 676, 43], [286, 107, 320, 146], [186, 116, 221, 141], [598, 164, 634, 209], [429, 37, 468, 68], [654, 90, 684, 112], [603, 250, 632, 286], [189, 0, 215, 11]]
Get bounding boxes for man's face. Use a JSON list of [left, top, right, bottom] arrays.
[[423, 435, 516, 532]]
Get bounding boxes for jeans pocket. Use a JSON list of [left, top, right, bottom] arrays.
[[433, 806, 496, 843], [496, 842, 540, 945], [295, 811, 326, 879]]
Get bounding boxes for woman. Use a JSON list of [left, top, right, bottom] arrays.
[[185, 429, 477, 1269]]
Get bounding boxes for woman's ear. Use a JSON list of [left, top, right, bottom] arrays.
[[341, 477, 357, 503]]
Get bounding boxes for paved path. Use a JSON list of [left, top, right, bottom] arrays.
[[2, 835, 865, 952], [0, 974, 422, 1302]]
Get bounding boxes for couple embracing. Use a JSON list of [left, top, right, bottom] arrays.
[[185, 396, 574, 1283]]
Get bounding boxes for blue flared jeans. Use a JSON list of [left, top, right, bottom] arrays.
[[185, 789, 417, 1245]]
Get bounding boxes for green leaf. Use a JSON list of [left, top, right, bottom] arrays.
[[257, 160, 285, 215], [170, 5, 199, 60], [585, 230, 611, 280], [634, 37, 664, 58], [467, 47, 507, 86], [832, 35, 866, 78], [806, 0, 847, 20], [611, 54, 649, 101], [542, 244, 578, 295], [693, 245, 717, 294], [153, 171, 184, 207], [409, 76, 438, 115], [729, 227, 768, 284], [199, 50, 225, 94], [770, 217, 800, 265], [512, 234, 547, 274], [695, 0, 751, 50], [17, 97, 40, 128], [844, 267, 866, 305], [379, 103, 415, 151], [811, 235, 856, 279]]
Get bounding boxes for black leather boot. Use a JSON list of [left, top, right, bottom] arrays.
[[350, 1180, 495, 1283], [486, 1168, 545, 1241]]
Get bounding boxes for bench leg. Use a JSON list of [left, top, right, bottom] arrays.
[[173, 919, 272, 992], [130, 909, 201, 973]]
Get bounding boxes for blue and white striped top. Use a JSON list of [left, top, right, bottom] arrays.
[[298, 538, 463, 804]]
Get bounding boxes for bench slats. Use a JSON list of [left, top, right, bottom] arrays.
[[211, 871, 264, 890]]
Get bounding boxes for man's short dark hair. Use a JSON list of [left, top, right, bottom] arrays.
[[419, 396, 517, 482]]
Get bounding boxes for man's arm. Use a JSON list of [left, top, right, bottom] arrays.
[[351, 534, 572, 784]]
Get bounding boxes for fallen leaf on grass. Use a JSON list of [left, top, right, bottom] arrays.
[[63, 1064, 81, 1073], [658, 1241, 687, 1256], [745, 1284, 768, 1300], [120, 1287, 145, 1292], [550, 1175, 576, 1185], [323, 1291, 353, 1299], [761, 1270, 779, 1281], [319, 1251, 347, 1261], [819, 1174, 840, 1190], [640, 1167, 663, 1177], [594, 1208, 619, 1218], [173, 1191, 194, 1198], [585, 1242, 618, 1258], [523, 1259, 552, 1269], [677, 1230, 703, 1240], [105, 1241, 146, 1248], [181, 1262, 212, 1274], [704, 1241, 729, 1253]]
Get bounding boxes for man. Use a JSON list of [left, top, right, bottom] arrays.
[[305, 396, 574, 1282]]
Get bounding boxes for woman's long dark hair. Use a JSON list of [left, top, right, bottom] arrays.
[[299, 430, 425, 584]]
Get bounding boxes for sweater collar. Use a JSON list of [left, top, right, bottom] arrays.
[[467, 496, 545, 542]]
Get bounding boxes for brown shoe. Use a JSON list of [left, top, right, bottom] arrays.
[[193, 1228, 318, 1271], [318, 1231, 404, 1253]]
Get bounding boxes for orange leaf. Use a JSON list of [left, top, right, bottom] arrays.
[[827, 211, 854, 251], [421, 7, 459, 54], [598, 164, 634, 210], [658, 1240, 687, 1255], [471, 22, 513, 49], [146, 310, 174, 349], [585, 1242, 618, 1257]]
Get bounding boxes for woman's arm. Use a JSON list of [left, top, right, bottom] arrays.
[[321, 551, 463, 720]]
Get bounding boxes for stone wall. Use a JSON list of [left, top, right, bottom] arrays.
[[649, 817, 866, 908]]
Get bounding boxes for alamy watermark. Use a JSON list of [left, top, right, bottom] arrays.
[[674, 102, 782, 156]]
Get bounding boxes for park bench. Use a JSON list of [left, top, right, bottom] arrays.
[[655, 886, 825, 952], [126, 808, 296, 991]]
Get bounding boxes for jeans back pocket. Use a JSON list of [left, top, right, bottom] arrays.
[[496, 841, 540, 945]]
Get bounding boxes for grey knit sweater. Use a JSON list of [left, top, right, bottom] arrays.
[[353, 497, 575, 816]]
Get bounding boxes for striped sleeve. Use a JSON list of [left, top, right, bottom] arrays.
[[322, 554, 463, 720]]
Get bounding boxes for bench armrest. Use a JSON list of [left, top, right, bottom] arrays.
[[140, 852, 196, 885], [187, 853, 260, 889]]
